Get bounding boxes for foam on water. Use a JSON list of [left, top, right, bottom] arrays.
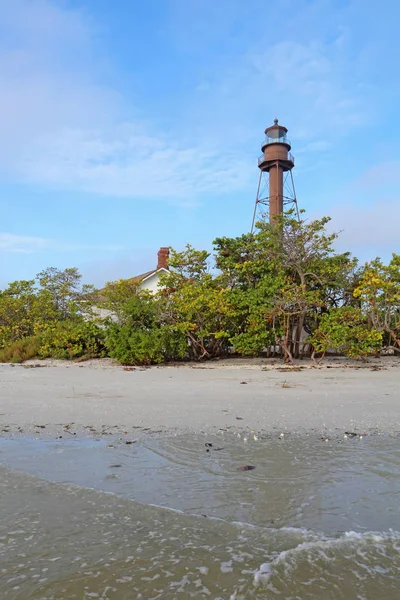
[[1, 432, 400, 598], [254, 529, 400, 598]]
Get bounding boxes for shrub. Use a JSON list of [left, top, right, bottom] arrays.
[[229, 331, 276, 356], [309, 307, 382, 360], [38, 321, 106, 360], [0, 336, 41, 363], [105, 324, 187, 365]]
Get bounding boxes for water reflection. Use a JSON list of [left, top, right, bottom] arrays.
[[1, 434, 400, 599], [1, 433, 400, 534]]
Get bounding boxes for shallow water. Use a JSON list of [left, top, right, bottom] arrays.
[[1, 433, 400, 598]]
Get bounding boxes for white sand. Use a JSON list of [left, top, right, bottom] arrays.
[[0, 358, 399, 437]]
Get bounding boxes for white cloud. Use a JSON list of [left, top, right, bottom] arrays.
[[179, 24, 369, 169], [251, 39, 365, 139], [20, 126, 253, 199], [0, 232, 122, 254], [0, 233, 48, 253], [0, 0, 376, 203], [0, 0, 254, 201]]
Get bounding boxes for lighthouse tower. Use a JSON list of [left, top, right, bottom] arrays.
[[251, 119, 299, 231]]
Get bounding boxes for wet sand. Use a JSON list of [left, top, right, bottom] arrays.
[[1, 357, 399, 439]]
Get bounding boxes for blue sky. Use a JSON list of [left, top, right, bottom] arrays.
[[1, 0, 399, 287]]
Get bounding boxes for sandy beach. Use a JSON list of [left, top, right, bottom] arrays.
[[1, 357, 399, 438]]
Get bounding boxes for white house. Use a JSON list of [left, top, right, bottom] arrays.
[[91, 247, 170, 322], [132, 247, 170, 292]]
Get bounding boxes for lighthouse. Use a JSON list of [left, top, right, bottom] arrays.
[[251, 119, 299, 230]]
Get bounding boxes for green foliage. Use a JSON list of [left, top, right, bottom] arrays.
[[0, 336, 41, 363], [354, 254, 400, 353], [214, 210, 357, 362], [0, 214, 398, 365], [0, 280, 39, 346], [0, 268, 103, 362], [158, 245, 235, 359], [105, 325, 187, 365], [226, 277, 282, 356], [103, 284, 187, 365], [255, 211, 357, 362], [105, 326, 162, 364], [36, 267, 83, 318], [120, 291, 160, 329], [94, 278, 141, 324], [309, 307, 382, 360], [38, 321, 106, 360]]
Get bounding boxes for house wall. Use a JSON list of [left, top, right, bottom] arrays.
[[139, 272, 162, 293]]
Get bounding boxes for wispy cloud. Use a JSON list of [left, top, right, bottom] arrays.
[[0, 0, 375, 205], [0, 0, 255, 201], [222, 37, 366, 142], [1, 0, 399, 285], [0, 232, 122, 254], [0, 233, 48, 254], [20, 126, 253, 199]]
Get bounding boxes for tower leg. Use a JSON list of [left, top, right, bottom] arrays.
[[251, 170, 263, 233], [290, 169, 300, 222]]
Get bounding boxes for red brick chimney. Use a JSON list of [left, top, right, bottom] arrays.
[[157, 247, 169, 270]]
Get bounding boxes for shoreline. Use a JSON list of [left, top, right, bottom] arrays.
[[1, 356, 399, 440]]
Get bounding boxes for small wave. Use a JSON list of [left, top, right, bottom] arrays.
[[231, 521, 320, 536], [254, 529, 400, 588]]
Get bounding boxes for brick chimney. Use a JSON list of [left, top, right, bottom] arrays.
[[157, 247, 169, 270]]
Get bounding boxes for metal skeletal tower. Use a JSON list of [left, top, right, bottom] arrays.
[[251, 119, 299, 232]]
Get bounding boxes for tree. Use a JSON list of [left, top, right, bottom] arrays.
[[308, 306, 382, 362], [104, 287, 187, 365], [0, 268, 104, 362], [1, 226, 395, 365], [0, 280, 38, 346], [37, 267, 83, 318], [354, 254, 400, 354], [213, 234, 284, 356], [214, 233, 272, 290], [158, 245, 235, 360], [94, 278, 142, 325], [215, 211, 357, 362], [254, 211, 357, 361]]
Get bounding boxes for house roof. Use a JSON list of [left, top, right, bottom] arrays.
[[130, 269, 156, 283], [130, 266, 169, 284], [98, 267, 169, 294]]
